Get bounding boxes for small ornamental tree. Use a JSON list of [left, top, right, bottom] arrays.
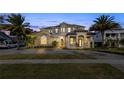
[[52, 41, 58, 48]]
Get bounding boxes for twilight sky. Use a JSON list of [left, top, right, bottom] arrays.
[[1, 13, 124, 30]]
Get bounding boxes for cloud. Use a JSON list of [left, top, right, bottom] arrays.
[[30, 25, 40, 28], [46, 21, 58, 23]]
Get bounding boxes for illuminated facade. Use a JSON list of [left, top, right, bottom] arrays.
[[34, 22, 93, 49]]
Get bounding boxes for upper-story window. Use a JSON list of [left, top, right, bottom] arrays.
[[55, 28, 58, 33], [49, 30, 53, 33], [63, 28, 65, 32], [68, 27, 71, 32], [73, 27, 75, 30], [61, 28, 63, 32], [61, 27, 65, 32]]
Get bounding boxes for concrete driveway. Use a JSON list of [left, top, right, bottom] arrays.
[[0, 48, 124, 59], [0, 48, 76, 55]]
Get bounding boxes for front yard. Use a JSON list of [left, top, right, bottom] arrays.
[[0, 48, 123, 79], [0, 63, 124, 79], [0, 54, 95, 60], [91, 48, 124, 55]]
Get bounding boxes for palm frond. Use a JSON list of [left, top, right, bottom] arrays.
[[90, 15, 121, 31], [5, 13, 31, 36]]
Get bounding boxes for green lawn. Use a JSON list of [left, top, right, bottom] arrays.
[[0, 54, 95, 60], [0, 63, 123, 79], [91, 48, 124, 55]]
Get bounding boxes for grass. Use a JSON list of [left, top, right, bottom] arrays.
[[0, 63, 123, 79], [90, 48, 124, 55], [0, 54, 95, 60]]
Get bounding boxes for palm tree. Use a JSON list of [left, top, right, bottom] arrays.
[[6, 13, 30, 47], [0, 15, 5, 30], [0, 15, 4, 24], [89, 15, 121, 47], [0, 15, 12, 31]]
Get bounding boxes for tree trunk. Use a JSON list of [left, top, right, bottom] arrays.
[[101, 31, 105, 47], [17, 35, 22, 50], [17, 36, 20, 50]]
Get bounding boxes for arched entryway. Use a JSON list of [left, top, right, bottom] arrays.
[[40, 35, 48, 45], [78, 35, 84, 47], [61, 39, 64, 46]]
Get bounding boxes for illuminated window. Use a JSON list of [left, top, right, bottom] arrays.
[[61, 27, 65, 32], [78, 39, 83, 47], [49, 30, 51, 33], [41, 35, 47, 45], [55, 29, 58, 33], [63, 28, 65, 32], [61, 39, 64, 46], [49, 30, 52, 33], [68, 27, 71, 32], [78, 36, 84, 47], [70, 37, 75, 45]]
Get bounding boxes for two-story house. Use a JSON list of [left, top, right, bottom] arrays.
[[33, 22, 93, 49], [104, 29, 124, 48]]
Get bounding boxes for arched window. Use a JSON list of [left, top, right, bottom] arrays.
[[78, 35, 84, 47], [61, 39, 64, 46], [40, 35, 47, 45], [69, 36, 76, 45]]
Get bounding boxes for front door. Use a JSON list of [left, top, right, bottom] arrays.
[[78, 39, 83, 47]]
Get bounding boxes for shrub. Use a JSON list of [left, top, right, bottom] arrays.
[[52, 41, 58, 48], [119, 39, 124, 45]]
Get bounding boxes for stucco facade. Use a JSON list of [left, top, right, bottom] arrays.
[[33, 22, 93, 49], [104, 29, 124, 48]]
